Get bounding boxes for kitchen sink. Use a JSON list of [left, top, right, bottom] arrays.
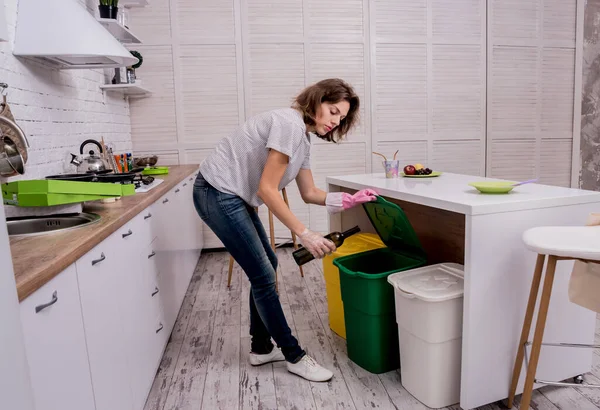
[[6, 212, 101, 237]]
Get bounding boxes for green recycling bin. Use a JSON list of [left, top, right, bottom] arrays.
[[333, 196, 427, 374]]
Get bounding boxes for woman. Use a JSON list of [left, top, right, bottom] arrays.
[[193, 78, 377, 382]]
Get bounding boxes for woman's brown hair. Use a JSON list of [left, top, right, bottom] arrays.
[[292, 78, 360, 143]]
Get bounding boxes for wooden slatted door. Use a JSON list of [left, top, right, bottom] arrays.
[[486, 0, 578, 186], [370, 0, 487, 177]]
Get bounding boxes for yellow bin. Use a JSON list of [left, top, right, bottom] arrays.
[[322, 233, 385, 338]]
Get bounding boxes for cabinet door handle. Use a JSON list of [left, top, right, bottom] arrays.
[[183, 183, 188, 187], [156, 322, 164, 333], [35, 291, 58, 313], [148, 251, 156, 259], [189, 177, 193, 181], [122, 229, 133, 238], [91, 253, 106, 266], [163, 198, 169, 204], [175, 188, 180, 193], [152, 287, 159, 296], [144, 213, 152, 220]]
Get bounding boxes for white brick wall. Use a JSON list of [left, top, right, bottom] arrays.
[[0, 0, 132, 183]]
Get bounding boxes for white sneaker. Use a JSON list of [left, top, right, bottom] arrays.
[[249, 348, 285, 366], [287, 355, 333, 382]]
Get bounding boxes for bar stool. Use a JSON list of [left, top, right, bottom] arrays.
[[227, 187, 304, 288], [508, 225, 600, 410]]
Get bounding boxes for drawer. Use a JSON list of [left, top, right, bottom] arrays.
[[116, 209, 154, 256]]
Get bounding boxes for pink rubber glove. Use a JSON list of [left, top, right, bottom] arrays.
[[325, 189, 378, 214]]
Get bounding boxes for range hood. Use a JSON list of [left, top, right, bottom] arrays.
[[12, 0, 138, 69]]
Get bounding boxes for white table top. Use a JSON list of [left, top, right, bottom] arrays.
[[326, 173, 600, 215]]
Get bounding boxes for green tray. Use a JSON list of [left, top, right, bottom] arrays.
[[3, 193, 119, 207], [2, 180, 123, 196], [2, 180, 136, 206], [121, 184, 136, 196], [142, 166, 169, 175]]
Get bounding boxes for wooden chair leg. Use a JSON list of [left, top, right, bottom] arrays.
[[519, 255, 558, 410], [227, 255, 235, 288], [508, 253, 546, 408], [282, 187, 304, 277]]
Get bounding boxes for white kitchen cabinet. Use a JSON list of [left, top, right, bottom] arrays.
[[17, 169, 203, 410], [19, 264, 95, 410], [76, 230, 134, 410], [77, 210, 159, 410], [152, 178, 202, 333]]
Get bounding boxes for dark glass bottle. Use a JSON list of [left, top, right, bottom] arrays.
[[293, 225, 361, 266]]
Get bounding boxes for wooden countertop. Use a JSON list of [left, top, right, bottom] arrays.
[[9, 165, 199, 302]]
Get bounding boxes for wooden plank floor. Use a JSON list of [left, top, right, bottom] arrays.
[[144, 249, 600, 410]]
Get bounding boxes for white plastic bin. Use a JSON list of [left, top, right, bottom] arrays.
[[387, 263, 465, 409]]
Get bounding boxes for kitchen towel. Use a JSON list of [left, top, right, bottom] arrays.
[[568, 212, 600, 313]]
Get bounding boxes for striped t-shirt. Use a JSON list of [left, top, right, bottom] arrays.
[[200, 108, 311, 207]]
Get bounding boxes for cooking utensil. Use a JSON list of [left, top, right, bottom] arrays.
[[106, 145, 118, 173], [70, 139, 111, 174], [0, 84, 30, 163], [45, 167, 145, 185], [0, 151, 14, 175], [0, 116, 29, 176], [46, 173, 97, 182], [0, 136, 25, 176]]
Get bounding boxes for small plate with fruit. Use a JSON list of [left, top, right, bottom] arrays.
[[402, 163, 441, 178]]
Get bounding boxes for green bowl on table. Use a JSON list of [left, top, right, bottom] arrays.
[[468, 181, 516, 194]]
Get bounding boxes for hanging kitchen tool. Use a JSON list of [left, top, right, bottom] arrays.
[[0, 83, 29, 163], [0, 136, 25, 176], [70, 139, 111, 173], [0, 116, 29, 177]]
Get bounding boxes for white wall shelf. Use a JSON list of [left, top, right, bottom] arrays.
[[100, 83, 151, 98], [98, 18, 142, 44], [121, 0, 149, 7]]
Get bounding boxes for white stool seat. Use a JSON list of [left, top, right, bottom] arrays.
[[523, 226, 600, 261]]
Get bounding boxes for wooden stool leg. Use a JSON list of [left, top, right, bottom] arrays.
[[282, 188, 304, 277], [227, 255, 235, 288], [519, 255, 558, 410], [508, 253, 546, 408]]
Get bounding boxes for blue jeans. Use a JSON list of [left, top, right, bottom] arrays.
[[193, 172, 305, 363]]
